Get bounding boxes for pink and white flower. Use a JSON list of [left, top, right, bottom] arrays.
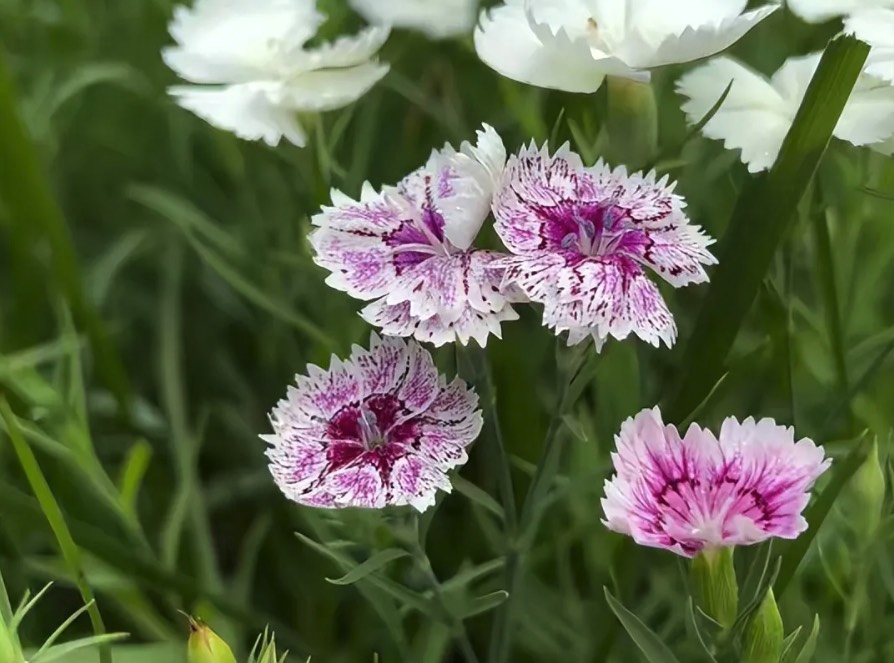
[[311, 124, 519, 347], [264, 335, 482, 512], [601, 408, 831, 558], [492, 143, 716, 348]]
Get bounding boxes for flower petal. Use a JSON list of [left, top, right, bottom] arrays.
[[277, 62, 390, 112], [787, 0, 877, 23], [619, 3, 776, 69], [350, 0, 479, 39], [169, 82, 307, 146], [399, 124, 506, 251], [677, 56, 794, 172], [474, 0, 609, 93], [845, 9, 894, 84], [164, 0, 324, 83], [294, 25, 391, 71]]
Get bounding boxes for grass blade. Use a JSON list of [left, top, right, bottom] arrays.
[[0, 398, 111, 663], [603, 587, 681, 663], [0, 49, 130, 415], [665, 36, 871, 423]]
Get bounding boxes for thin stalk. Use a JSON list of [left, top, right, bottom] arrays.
[[0, 398, 111, 663], [488, 344, 588, 663], [456, 346, 517, 533], [410, 517, 480, 663], [0, 49, 130, 417]]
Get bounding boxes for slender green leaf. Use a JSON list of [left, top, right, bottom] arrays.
[[793, 616, 820, 663], [325, 549, 411, 586], [455, 591, 509, 620], [0, 399, 111, 663], [603, 588, 681, 663], [665, 36, 871, 422], [452, 475, 504, 522], [29, 634, 129, 663]]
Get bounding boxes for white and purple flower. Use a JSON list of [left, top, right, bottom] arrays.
[[311, 124, 519, 347], [492, 143, 716, 348], [601, 408, 831, 558], [264, 335, 482, 512]]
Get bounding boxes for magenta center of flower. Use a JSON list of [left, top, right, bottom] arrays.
[[559, 204, 639, 258]]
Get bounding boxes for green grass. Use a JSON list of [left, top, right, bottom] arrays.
[[2, 1, 894, 662]]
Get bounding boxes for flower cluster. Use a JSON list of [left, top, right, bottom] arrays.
[[151, 0, 838, 541]]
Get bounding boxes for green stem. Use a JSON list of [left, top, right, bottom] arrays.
[[0, 398, 111, 663], [488, 343, 588, 663], [410, 517, 480, 663], [456, 346, 517, 533]]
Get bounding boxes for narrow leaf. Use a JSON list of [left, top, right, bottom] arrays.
[[325, 549, 410, 586], [455, 591, 509, 620], [793, 616, 820, 663], [665, 36, 871, 423], [603, 588, 681, 663]]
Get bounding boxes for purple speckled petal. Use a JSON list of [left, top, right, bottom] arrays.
[[493, 142, 600, 254], [503, 252, 676, 347], [401, 124, 506, 251], [601, 408, 831, 558]]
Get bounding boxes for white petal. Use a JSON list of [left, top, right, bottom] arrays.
[[788, 0, 887, 23], [621, 5, 777, 69], [294, 26, 391, 71], [164, 0, 324, 83], [277, 62, 390, 112], [625, 0, 748, 39], [474, 1, 609, 93], [350, 0, 479, 39], [677, 57, 793, 172], [845, 9, 894, 84], [169, 83, 307, 146], [836, 77, 894, 147]]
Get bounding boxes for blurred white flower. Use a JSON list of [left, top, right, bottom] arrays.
[[474, 0, 779, 93], [845, 9, 894, 83], [164, 0, 390, 146], [787, 0, 894, 24], [677, 53, 894, 172], [351, 0, 479, 39]]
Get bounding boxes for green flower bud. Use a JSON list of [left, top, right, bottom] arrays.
[[691, 547, 739, 630], [0, 619, 22, 663], [187, 617, 238, 663], [257, 635, 279, 663], [741, 589, 784, 663], [606, 76, 658, 167], [850, 437, 885, 541]]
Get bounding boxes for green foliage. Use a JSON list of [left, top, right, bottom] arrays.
[[1, 2, 894, 663]]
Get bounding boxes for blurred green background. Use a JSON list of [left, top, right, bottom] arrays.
[[2, 0, 894, 661]]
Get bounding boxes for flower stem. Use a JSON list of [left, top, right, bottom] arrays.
[[410, 516, 480, 663], [456, 346, 518, 532], [488, 342, 590, 663]]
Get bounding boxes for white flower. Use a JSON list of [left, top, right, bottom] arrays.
[[845, 9, 894, 83], [787, 0, 894, 24], [677, 54, 894, 172], [350, 0, 479, 39], [164, 0, 390, 146], [474, 0, 779, 93]]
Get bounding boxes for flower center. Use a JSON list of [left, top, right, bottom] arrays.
[[357, 402, 385, 449], [561, 205, 627, 257]]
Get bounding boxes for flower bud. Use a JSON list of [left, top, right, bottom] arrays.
[[0, 618, 22, 663], [691, 547, 739, 630], [606, 76, 658, 167], [849, 437, 885, 541], [187, 617, 238, 663], [741, 589, 784, 663]]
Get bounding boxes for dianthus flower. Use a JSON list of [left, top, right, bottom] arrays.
[[602, 408, 831, 557], [492, 143, 715, 348], [264, 335, 482, 512], [311, 125, 519, 347], [677, 54, 894, 173], [351, 0, 479, 39], [474, 0, 777, 93], [163, 0, 389, 146]]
